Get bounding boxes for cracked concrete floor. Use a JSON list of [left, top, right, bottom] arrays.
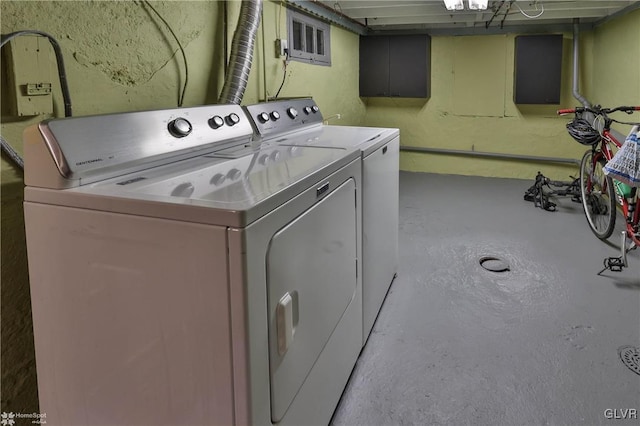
[[332, 172, 639, 426]]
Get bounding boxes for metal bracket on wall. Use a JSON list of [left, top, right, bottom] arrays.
[[26, 82, 52, 96]]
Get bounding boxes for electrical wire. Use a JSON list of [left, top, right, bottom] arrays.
[[515, 1, 544, 19], [141, 0, 189, 107], [273, 50, 289, 99], [500, 0, 514, 28], [1, 29, 74, 171], [0, 30, 72, 117]]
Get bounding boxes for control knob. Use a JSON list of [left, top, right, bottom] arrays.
[[270, 111, 281, 121], [311, 105, 319, 113], [257, 112, 270, 123], [208, 115, 225, 129], [303, 106, 312, 115], [287, 107, 298, 119], [210, 173, 226, 186], [227, 168, 242, 180], [168, 118, 192, 138], [171, 182, 195, 197], [270, 151, 281, 162], [225, 113, 241, 126], [259, 154, 270, 165]]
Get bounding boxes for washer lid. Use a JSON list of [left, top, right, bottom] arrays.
[[45, 144, 359, 226], [264, 125, 399, 157]]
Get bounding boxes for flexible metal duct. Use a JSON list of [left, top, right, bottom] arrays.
[[219, 0, 263, 104]]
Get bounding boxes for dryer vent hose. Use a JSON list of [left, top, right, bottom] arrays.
[[218, 0, 263, 105]]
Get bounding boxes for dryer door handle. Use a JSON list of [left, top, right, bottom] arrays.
[[276, 292, 294, 355]]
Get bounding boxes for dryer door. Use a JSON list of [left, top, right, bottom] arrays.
[[267, 178, 357, 423]]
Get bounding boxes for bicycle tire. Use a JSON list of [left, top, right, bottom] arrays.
[[579, 150, 616, 239]]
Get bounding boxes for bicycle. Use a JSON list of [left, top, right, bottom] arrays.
[[557, 105, 640, 272]]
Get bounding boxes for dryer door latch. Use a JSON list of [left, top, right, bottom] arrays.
[[277, 292, 294, 355]]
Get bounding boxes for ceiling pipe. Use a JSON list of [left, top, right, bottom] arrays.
[[572, 18, 591, 108], [219, 0, 263, 105], [400, 145, 580, 166]]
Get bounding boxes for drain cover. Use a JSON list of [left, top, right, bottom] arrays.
[[618, 346, 640, 376], [479, 256, 510, 273]]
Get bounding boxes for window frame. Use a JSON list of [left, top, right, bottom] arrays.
[[287, 9, 331, 66]]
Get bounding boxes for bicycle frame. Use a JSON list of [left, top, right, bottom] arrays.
[[593, 128, 640, 248]]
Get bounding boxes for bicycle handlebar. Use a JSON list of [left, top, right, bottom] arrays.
[[557, 105, 640, 116]]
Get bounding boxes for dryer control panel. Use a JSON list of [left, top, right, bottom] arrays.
[[244, 98, 323, 138]]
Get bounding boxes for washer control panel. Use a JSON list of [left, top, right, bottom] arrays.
[[244, 98, 323, 138], [34, 104, 254, 188]]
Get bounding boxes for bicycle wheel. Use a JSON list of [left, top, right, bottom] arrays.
[[579, 150, 616, 239]]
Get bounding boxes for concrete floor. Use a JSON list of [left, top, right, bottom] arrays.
[[332, 172, 639, 426]]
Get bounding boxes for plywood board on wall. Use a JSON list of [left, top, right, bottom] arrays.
[[453, 35, 506, 117]]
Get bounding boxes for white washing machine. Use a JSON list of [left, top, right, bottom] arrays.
[[244, 98, 399, 343], [23, 104, 363, 425]]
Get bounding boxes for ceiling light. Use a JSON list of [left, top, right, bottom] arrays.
[[468, 0, 488, 10], [444, 0, 464, 11]]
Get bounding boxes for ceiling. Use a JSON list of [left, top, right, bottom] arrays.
[[311, 0, 640, 34]]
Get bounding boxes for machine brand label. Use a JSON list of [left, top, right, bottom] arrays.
[[75, 158, 104, 166]]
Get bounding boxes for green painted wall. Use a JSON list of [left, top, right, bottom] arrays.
[[364, 10, 640, 181], [0, 0, 363, 414], [591, 10, 640, 117]]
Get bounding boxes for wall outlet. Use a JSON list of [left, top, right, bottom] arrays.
[[275, 39, 288, 58]]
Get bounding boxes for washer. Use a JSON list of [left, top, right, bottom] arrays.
[[23, 104, 362, 425], [245, 98, 399, 343]]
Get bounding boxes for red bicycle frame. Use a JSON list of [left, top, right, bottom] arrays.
[[558, 105, 640, 248], [596, 128, 640, 247]]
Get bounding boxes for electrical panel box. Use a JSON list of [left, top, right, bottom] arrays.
[[5, 35, 54, 116], [514, 34, 563, 104]]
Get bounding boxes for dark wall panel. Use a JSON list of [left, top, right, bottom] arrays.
[[514, 34, 563, 104], [389, 35, 430, 98], [359, 36, 390, 97]]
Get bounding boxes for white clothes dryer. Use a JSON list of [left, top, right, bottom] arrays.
[[245, 98, 399, 343]]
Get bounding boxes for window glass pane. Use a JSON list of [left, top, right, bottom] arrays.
[[316, 29, 324, 55], [293, 20, 303, 51], [305, 25, 314, 53]]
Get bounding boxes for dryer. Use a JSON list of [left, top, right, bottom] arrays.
[[23, 104, 362, 425], [244, 98, 399, 343]]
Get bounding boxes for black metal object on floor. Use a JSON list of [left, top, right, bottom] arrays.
[[524, 171, 581, 211]]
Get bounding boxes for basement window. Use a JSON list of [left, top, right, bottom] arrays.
[[287, 9, 331, 66]]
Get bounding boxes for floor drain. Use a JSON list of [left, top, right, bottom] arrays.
[[618, 346, 640, 376], [479, 256, 510, 273]]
